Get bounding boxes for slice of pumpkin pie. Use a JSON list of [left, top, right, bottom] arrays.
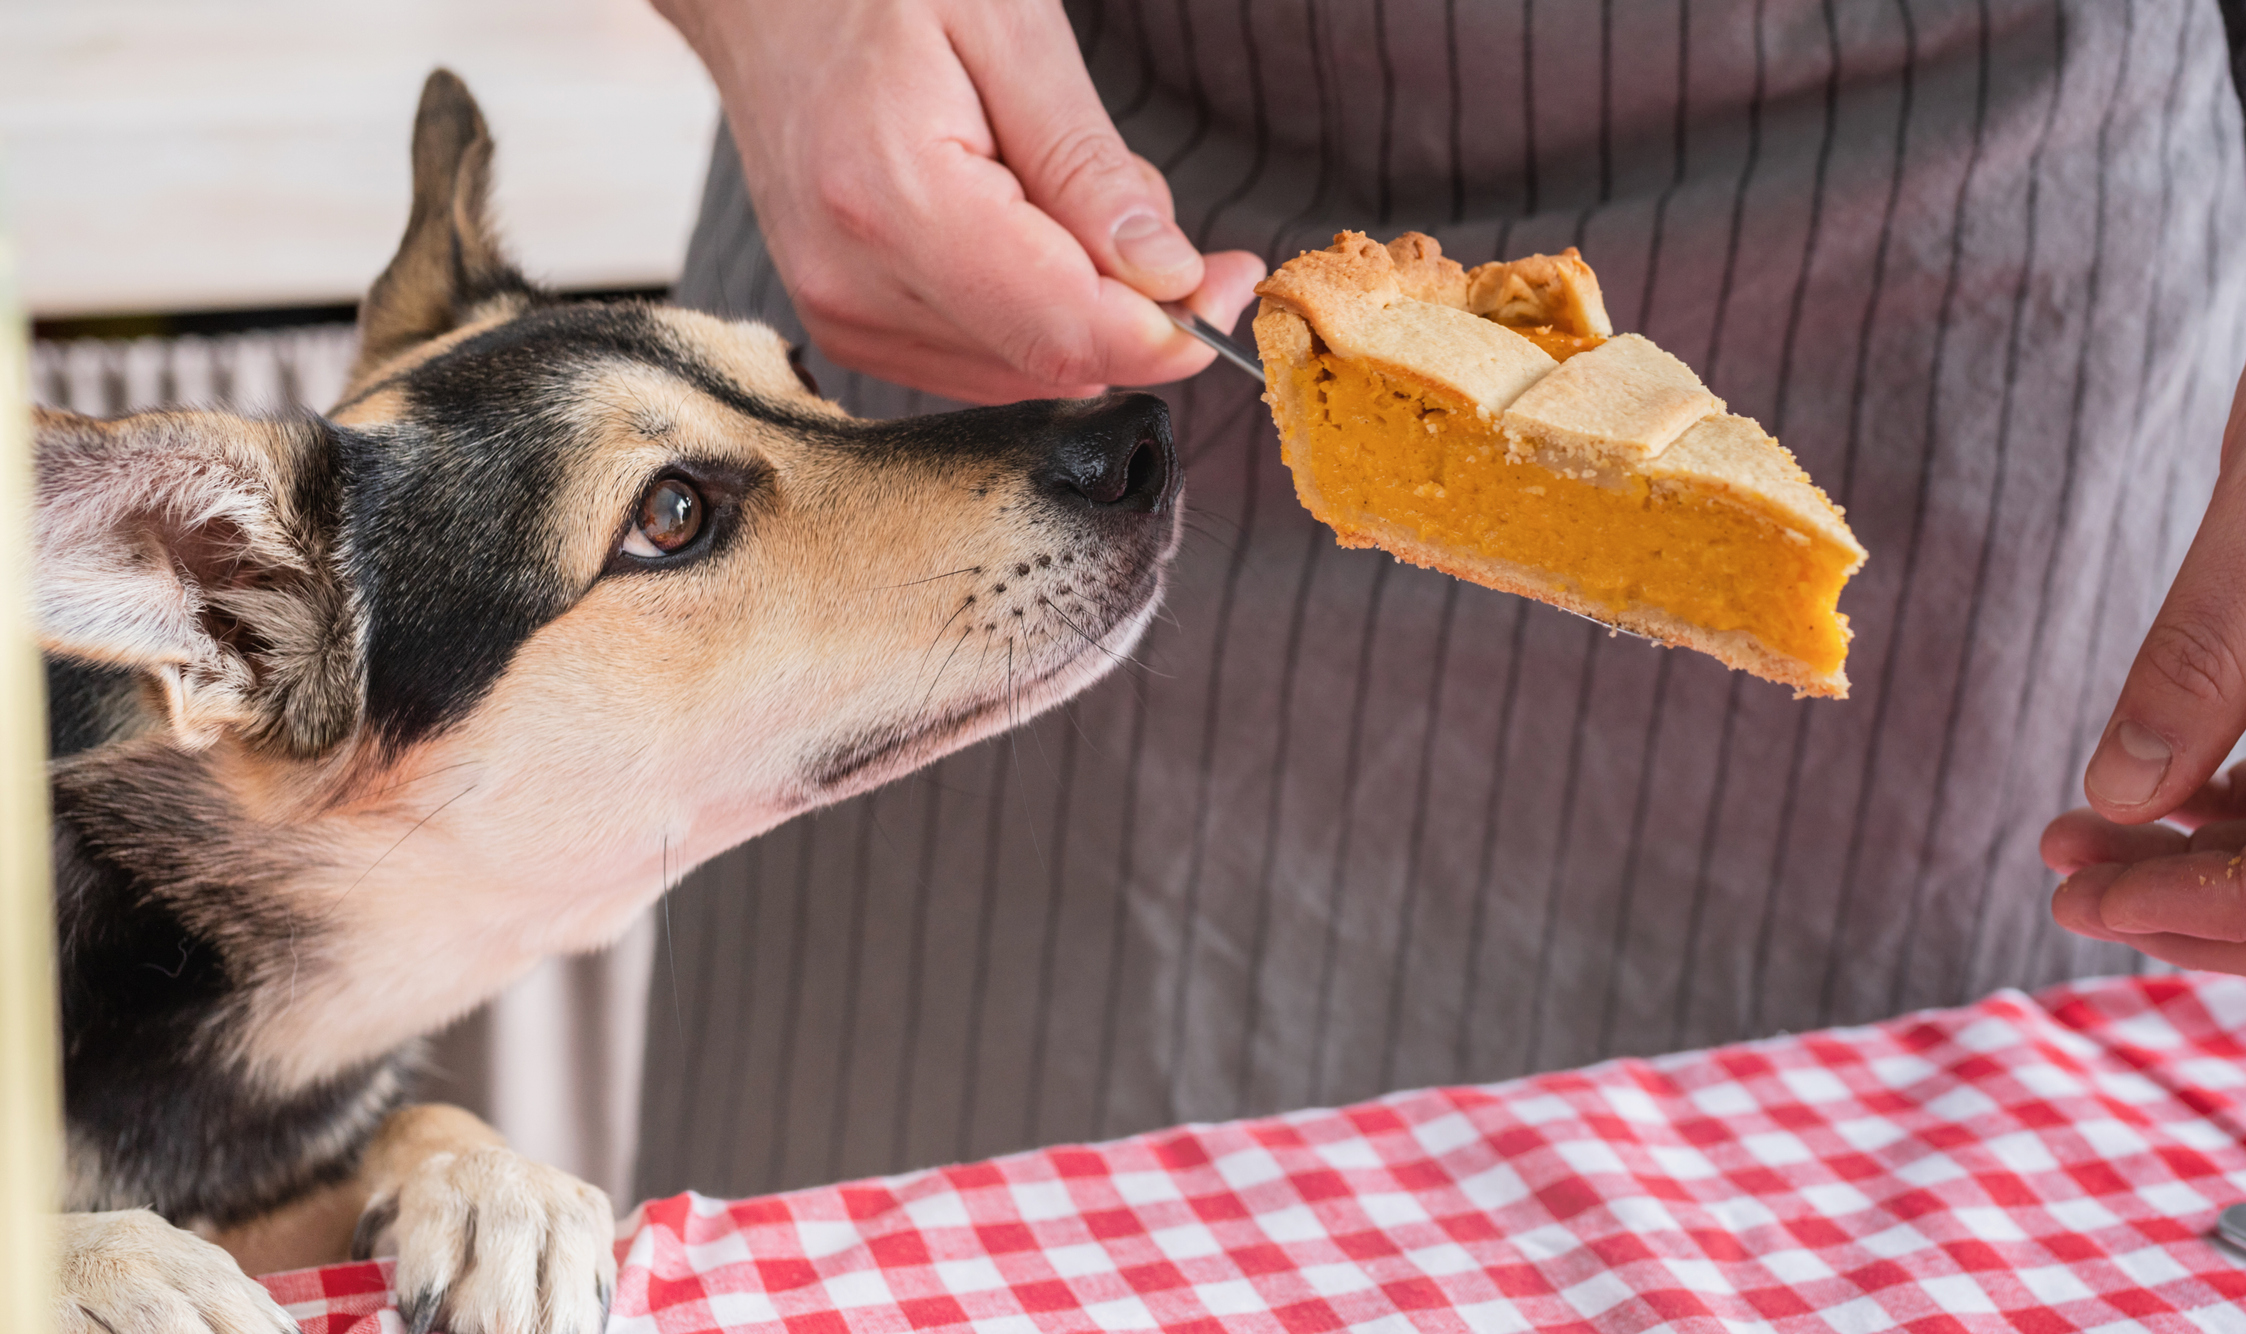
[[1252, 231, 1867, 698]]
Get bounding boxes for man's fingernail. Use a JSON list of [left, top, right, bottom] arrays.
[[1113, 213, 1197, 276], [2088, 720, 2172, 807], [2053, 865, 2123, 938]]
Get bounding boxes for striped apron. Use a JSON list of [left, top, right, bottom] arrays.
[[639, 0, 2246, 1199]]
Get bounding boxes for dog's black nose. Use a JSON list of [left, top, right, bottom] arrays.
[[1038, 393, 1177, 514]]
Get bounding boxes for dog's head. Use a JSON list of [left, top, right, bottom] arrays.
[[37, 72, 1179, 905]]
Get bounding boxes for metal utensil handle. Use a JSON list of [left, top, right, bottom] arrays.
[[1160, 302, 1265, 382], [2216, 1203, 2246, 1253]]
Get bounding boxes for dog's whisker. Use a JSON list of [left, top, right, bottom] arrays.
[[1180, 517, 1242, 557], [328, 781, 479, 914], [661, 834, 684, 1044], [868, 564, 983, 591], [1185, 507, 1246, 541], [1058, 597, 1177, 679], [1060, 698, 1105, 757], [972, 624, 999, 683], [916, 625, 974, 717], [1009, 701, 1057, 888], [364, 759, 479, 800], [918, 596, 976, 670], [1042, 600, 1140, 670]]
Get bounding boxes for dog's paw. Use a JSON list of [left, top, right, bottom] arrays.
[[355, 1146, 615, 1334], [56, 1209, 299, 1334]]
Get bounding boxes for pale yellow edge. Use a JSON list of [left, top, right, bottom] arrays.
[[0, 179, 62, 1334]]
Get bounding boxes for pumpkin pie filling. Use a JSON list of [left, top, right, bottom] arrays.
[[1502, 325, 1606, 362], [1286, 355, 1855, 676]]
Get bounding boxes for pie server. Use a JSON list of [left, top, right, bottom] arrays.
[[1162, 300, 1658, 645]]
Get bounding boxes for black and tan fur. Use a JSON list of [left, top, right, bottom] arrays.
[[41, 71, 1180, 1334]]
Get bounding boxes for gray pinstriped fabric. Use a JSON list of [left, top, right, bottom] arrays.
[[637, 0, 2246, 1200]]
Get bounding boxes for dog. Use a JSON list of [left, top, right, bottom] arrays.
[[38, 69, 1181, 1334]]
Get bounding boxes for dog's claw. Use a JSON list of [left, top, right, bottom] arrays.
[[363, 1146, 615, 1334], [348, 1193, 400, 1263], [400, 1286, 442, 1334], [57, 1210, 301, 1334]]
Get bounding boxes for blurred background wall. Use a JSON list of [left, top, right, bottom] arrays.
[[7, 0, 719, 1206]]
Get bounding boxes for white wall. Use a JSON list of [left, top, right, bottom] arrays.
[[1, 0, 719, 316]]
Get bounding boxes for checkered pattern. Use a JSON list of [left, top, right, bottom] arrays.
[[260, 1259, 399, 1334], [263, 974, 2246, 1333]]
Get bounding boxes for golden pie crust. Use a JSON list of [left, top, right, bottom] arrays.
[[1253, 231, 1867, 699]]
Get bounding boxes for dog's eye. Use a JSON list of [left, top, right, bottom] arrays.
[[622, 477, 704, 558], [787, 345, 820, 397]]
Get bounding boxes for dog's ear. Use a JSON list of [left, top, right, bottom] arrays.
[[344, 69, 536, 397], [33, 408, 361, 757]]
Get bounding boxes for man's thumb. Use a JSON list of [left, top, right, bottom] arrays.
[[952, 5, 1204, 301], [1108, 199, 1202, 288], [2086, 447, 2246, 822]]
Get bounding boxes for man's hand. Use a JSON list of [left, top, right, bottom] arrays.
[[654, 0, 1266, 403], [2045, 763, 2246, 972], [2044, 367, 2246, 971]]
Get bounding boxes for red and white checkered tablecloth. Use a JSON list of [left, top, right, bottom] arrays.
[[261, 974, 2246, 1333]]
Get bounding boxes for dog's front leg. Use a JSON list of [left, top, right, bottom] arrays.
[[348, 1104, 616, 1334], [58, 1209, 298, 1333]]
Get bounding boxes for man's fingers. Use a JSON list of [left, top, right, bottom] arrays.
[[951, 5, 1204, 302], [902, 156, 1226, 390], [2090, 929, 2246, 975], [2051, 863, 2126, 942], [1065, 250, 1267, 388], [789, 145, 1191, 397], [2070, 851, 2246, 940], [2169, 759, 2246, 830], [2051, 854, 2246, 983], [2085, 372, 2246, 824], [2084, 579, 2246, 821], [1179, 250, 1272, 331], [805, 273, 1224, 401], [2101, 853, 2246, 939], [2189, 818, 2246, 854], [2054, 859, 2246, 971], [1073, 274, 1223, 386], [2039, 809, 2187, 875]]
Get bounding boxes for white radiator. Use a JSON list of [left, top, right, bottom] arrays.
[[31, 325, 361, 415]]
